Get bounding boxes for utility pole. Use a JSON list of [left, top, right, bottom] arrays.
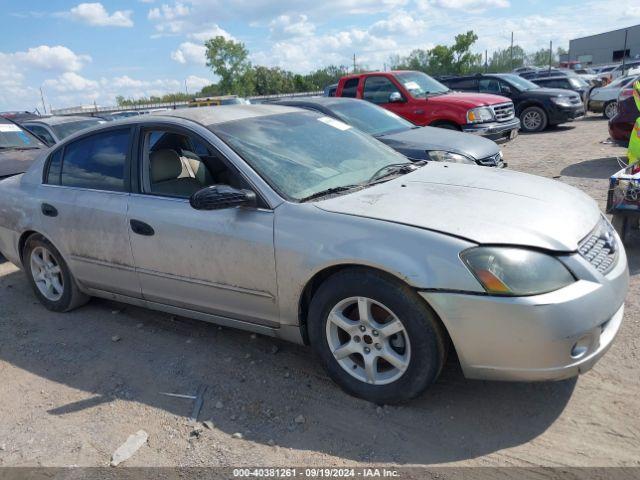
[[353, 53, 357, 73], [622, 29, 629, 74], [510, 32, 514, 70], [185, 79, 189, 96], [39, 87, 47, 115], [548, 40, 553, 72], [485, 50, 488, 72]]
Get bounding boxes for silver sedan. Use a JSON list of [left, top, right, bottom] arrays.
[[0, 105, 628, 403]]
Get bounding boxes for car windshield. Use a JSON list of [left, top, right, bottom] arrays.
[[497, 74, 540, 91], [569, 77, 589, 88], [0, 121, 44, 149], [326, 101, 414, 136], [394, 71, 449, 97], [51, 119, 104, 140], [211, 111, 410, 200]]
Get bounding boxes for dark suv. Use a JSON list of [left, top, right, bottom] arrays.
[[531, 76, 590, 101], [440, 73, 585, 133]]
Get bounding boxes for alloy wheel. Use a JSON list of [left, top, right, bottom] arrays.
[[605, 102, 617, 119], [325, 296, 411, 385], [30, 246, 64, 301], [522, 110, 542, 131]]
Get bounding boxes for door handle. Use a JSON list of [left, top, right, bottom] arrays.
[[130, 219, 155, 236], [41, 203, 58, 217]]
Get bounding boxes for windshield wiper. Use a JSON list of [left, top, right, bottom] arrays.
[[299, 185, 361, 202], [367, 162, 424, 184]]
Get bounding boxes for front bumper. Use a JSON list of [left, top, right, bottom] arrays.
[[420, 244, 628, 382], [548, 104, 585, 125], [462, 118, 521, 144]]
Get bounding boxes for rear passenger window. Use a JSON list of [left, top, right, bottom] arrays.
[[59, 129, 130, 192], [449, 78, 478, 91], [341, 78, 360, 98], [45, 148, 63, 185]]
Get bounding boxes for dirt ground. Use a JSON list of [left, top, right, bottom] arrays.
[[0, 114, 639, 469]]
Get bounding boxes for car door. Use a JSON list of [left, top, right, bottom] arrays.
[[363, 75, 417, 122], [126, 125, 279, 327], [38, 127, 141, 298]]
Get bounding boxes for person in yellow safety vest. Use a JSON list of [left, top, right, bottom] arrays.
[[629, 80, 640, 166]]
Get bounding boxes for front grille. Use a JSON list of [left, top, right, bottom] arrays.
[[492, 102, 515, 122], [578, 218, 618, 274]]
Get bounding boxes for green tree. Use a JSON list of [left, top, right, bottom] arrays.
[[487, 45, 526, 72], [204, 36, 251, 94]]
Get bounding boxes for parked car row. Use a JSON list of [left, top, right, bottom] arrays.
[[0, 104, 628, 404], [439, 73, 584, 132], [588, 75, 640, 120]]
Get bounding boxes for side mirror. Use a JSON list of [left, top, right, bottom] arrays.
[[389, 92, 404, 103], [190, 185, 257, 211], [501, 86, 512, 96]]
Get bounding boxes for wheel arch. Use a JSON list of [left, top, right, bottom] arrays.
[[297, 263, 452, 348], [429, 119, 461, 130], [516, 100, 545, 116]]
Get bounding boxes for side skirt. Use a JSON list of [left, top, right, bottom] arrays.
[[84, 287, 305, 344]]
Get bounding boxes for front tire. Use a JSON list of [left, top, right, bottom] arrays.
[[520, 106, 548, 133], [23, 234, 89, 312], [308, 268, 447, 404]]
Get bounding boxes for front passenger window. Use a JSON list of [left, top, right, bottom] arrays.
[[363, 76, 401, 104], [142, 130, 244, 198]]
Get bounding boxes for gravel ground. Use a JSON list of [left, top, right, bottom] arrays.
[[0, 114, 638, 469]]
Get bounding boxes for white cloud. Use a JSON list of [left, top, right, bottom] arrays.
[[43, 72, 99, 93], [188, 24, 234, 42], [423, 0, 509, 12], [170, 41, 207, 65], [13, 45, 91, 72], [68, 3, 134, 27], [269, 14, 315, 39], [370, 11, 427, 37], [185, 75, 211, 91]]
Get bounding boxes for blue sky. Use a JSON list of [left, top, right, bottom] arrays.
[[0, 0, 638, 111]]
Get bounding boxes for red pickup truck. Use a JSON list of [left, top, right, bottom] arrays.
[[334, 70, 521, 144]]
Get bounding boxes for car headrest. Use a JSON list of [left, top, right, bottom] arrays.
[[150, 149, 182, 183]]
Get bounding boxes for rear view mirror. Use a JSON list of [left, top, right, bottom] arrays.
[[389, 92, 404, 103], [190, 185, 257, 211]]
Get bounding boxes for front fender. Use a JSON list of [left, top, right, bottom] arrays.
[[273, 202, 482, 326]]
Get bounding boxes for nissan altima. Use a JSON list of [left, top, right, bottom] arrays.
[[0, 105, 628, 404]]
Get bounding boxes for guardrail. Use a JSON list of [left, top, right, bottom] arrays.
[[51, 90, 324, 116]]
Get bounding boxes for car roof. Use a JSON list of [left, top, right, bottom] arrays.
[[275, 97, 362, 108], [152, 104, 302, 125], [532, 76, 570, 81], [25, 115, 101, 126]]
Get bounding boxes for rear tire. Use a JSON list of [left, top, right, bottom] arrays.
[[603, 101, 617, 120], [23, 234, 89, 312], [308, 268, 447, 404], [520, 106, 548, 133]]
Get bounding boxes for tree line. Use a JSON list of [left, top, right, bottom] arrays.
[[116, 31, 567, 106]]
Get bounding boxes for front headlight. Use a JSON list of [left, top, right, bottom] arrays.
[[427, 150, 476, 164], [466, 107, 495, 123], [550, 96, 574, 107], [460, 247, 575, 296]]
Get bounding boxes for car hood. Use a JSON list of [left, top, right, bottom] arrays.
[[0, 148, 44, 178], [378, 126, 499, 161], [315, 163, 600, 251], [429, 91, 510, 108]]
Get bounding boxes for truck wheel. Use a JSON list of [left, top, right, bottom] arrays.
[[604, 101, 617, 120], [308, 267, 447, 404], [520, 106, 548, 133], [612, 214, 630, 246]]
